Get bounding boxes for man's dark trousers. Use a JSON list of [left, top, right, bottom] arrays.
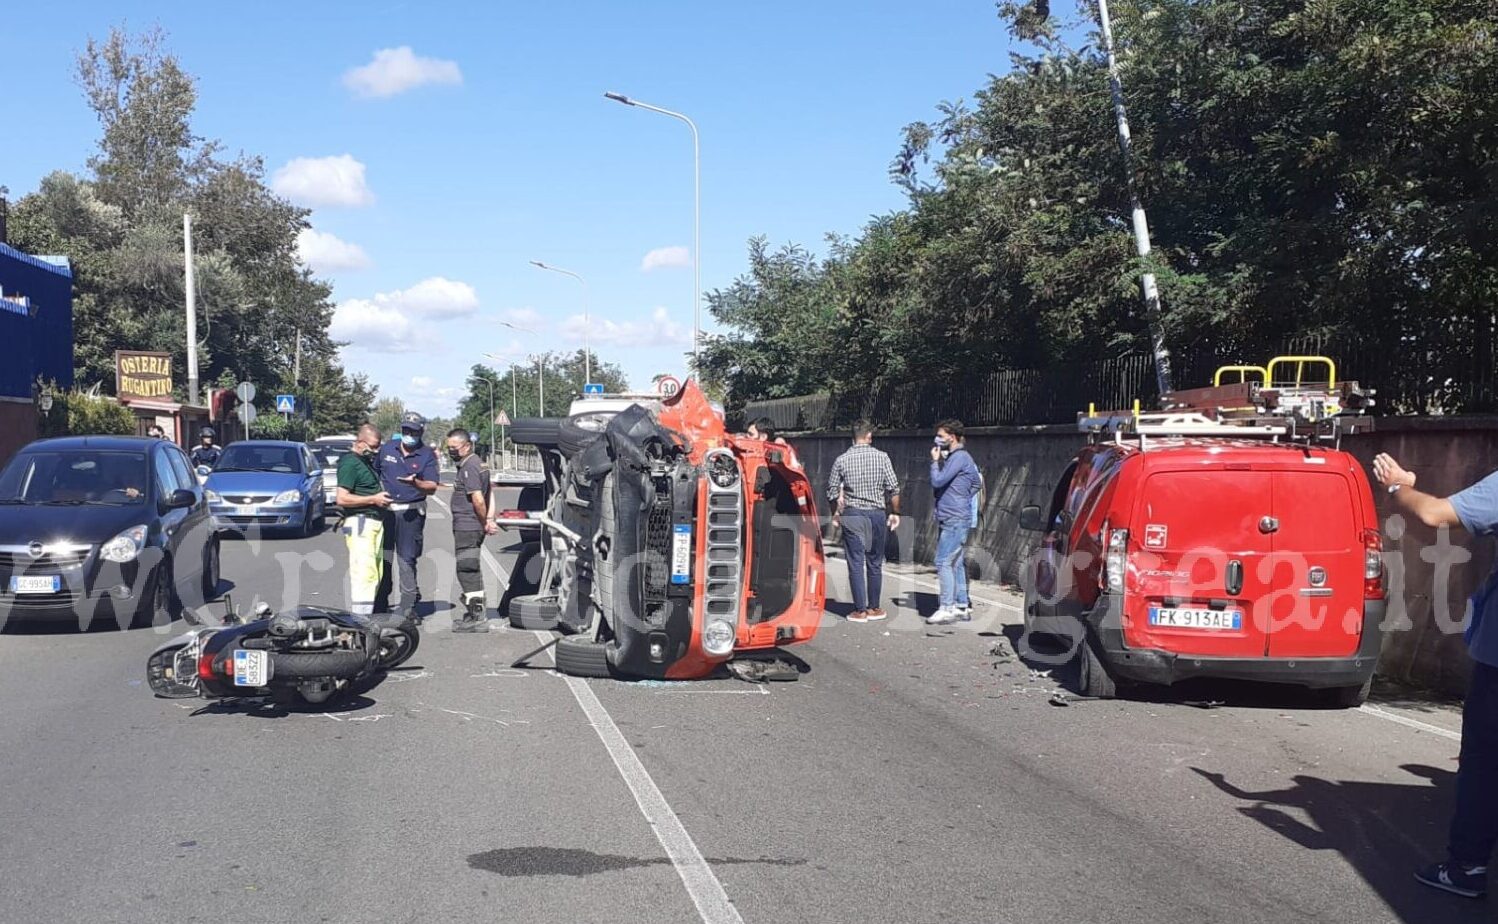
[[376, 506, 426, 614], [841, 508, 888, 612], [1450, 660, 1498, 866], [454, 529, 484, 599]]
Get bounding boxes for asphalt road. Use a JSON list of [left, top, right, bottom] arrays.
[[0, 481, 1488, 924]]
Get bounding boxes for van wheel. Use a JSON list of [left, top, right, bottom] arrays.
[[1075, 637, 1117, 699], [1319, 678, 1372, 708], [554, 634, 613, 678]]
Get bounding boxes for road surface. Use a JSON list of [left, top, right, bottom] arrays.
[[0, 482, 1483, 924]]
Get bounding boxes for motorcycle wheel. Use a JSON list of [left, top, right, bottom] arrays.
[[375, 622, 420, 671]]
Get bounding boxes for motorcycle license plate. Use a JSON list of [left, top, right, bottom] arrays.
[[670, 524, 691, 585], [1149, 607, 1242, 631], [10, 575, 60, 594], [233, 649, 269, 687]]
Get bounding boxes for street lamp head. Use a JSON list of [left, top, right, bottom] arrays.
[[603, 91, 634, 106], [528, 260, 547, 269]]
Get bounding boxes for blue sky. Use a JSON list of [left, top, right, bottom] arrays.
[[4, 0, 1020, 418]]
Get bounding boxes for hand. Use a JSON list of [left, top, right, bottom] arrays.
[[369, 491, 393, 509], [1373, 453, 1416, 489], [484, 520, 499, 537], [887, 514, 901, 531], [397, 474, 416, 484], [930, 446, 942, 462]]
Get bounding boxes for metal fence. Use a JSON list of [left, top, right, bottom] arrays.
[[745, 333, 1498, 433]]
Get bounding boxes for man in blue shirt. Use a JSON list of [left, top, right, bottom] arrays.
[[927, 419, 983, 626], [1375, 453, 1498, 900], [376, 412, 440, 621]]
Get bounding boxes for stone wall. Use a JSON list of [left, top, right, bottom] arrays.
[[787, 417, 1498, 695]]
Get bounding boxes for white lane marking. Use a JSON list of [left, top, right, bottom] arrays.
[[896, 572, 1021, 613], [1358, 704, 1462, 742], [481, 546, 512, 591], [533, 630, 744, 924]]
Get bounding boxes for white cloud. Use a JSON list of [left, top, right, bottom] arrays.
[[329, 276, 477, 354], [272, 155, 374, 208], [641, 246, 692, 272], [329, 298, 435, 353], [295, 228, 371, 273], [503, 306, 545, 330], [381, 276, 479, 319], [560, 306, 692, 348], [343, 47, 463, 99]]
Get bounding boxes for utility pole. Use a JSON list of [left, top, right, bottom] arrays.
[[1096, 0, 1173, 395], [183, 213, 200, 406], [538, 356, 545, 417]]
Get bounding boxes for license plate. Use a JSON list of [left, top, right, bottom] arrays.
[[233, 650, 269, 687], [9, 575, 60, 594], [234, 506, 258, 516], [670, 524, 691, 585], [1149, 606, 1242, 631]]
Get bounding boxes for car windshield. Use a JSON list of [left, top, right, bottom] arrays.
[[316, 445, 351, 469], [214, 445, 304, 474], [0, 450, 149, 505]]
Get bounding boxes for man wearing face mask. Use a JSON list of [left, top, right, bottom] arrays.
[[377, 412, 441, 621], [446, 428, 497, 633], [336, 424, 392, 616], [926, 419, 983, 626]]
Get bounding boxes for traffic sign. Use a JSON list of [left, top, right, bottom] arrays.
[[656, 375, 681, 398], [275, 394, 295, 414], [583, 383, 605, 396], [235, 381, 256, 404], [495, 409, 511, 426], [237, 402, 257, 426]]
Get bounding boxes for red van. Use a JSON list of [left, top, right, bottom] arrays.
[[1020, 431, 1386, 706]]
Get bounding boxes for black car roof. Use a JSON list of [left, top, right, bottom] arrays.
[[222, 440, 305, 448], [24, 436, 160, 452]]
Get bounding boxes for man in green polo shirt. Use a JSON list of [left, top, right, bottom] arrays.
[[336, 424, 391, 614]]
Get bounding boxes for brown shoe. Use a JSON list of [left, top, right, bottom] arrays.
[[846, 609, 869, 623], [864, 608, 888, 621]]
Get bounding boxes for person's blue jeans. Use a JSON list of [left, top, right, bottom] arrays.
[[935, 521, 971, 610], [1450, 659, 1498, 865], [841, 508, 888, 612]]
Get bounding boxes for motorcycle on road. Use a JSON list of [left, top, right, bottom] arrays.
[[145, 597, 420, 706]]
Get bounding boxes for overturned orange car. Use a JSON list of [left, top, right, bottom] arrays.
[[505, 381, 826, 679]]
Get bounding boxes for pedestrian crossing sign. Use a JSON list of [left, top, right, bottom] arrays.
[[275, 394, 295, 414]]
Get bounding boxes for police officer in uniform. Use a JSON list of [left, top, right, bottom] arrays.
[[190, 427, 222, 469], [376, 412, 440, 620]]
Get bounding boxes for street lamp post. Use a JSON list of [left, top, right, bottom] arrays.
[[604, 91, 700, 370], [530, 261, 590, 384]]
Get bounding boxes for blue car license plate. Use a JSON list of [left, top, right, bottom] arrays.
[[10, 575, 61, 594]]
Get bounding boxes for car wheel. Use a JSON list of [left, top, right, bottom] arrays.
[[554, 634, 614, 678], [558, 414, 608, 456], [200, 538, 221, 601], [1318, 677, 1372, 708], [506, 593, 561, 630], [510, 417, 562, 449], [1074, 636, 1118, 699], [132, 560, 179, 630]]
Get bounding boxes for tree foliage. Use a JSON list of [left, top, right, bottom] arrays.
[[702, 0, 1498, 412], [456, 349, 631, 444], [8, 26, 376, 433]]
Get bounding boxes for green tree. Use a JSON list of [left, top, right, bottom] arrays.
[[370, 397, 406, 439]]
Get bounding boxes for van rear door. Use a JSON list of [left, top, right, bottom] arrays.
[[1132, 468, 1272, 658], [1264, 468, 1364, 658]]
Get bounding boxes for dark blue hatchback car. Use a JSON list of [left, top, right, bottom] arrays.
[[0, 436, 219, 629]]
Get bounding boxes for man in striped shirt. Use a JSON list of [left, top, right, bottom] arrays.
[[828, 419, 902, 622]]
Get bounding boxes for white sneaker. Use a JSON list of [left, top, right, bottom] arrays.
[[925, 608, 958, 625]]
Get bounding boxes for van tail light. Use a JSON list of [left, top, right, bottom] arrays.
[[1363, 529, 1385, 600], [1102, 528, 1129, 593]]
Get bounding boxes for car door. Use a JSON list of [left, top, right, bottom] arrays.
[[301, 447, 322, 513], [158, 445, 207, 601]]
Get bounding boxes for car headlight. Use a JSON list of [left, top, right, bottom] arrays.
[[272, 489, 303, 505], [101, 525, 148, 564], [702, 619, 736, 655], [205, 489, 221, 503]]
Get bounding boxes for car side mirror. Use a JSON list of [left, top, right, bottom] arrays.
[[1019, 505, 1044, 531], [165, 488, 197, 510], [195, 465, 212, 477]]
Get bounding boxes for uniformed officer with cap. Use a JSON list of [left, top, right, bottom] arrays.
[[376, 411, 440, 620], [190, 427, 222, 469]]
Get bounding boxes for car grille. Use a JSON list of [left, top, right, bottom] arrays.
[[0, 548, 90, 568], [222, 494, 273, 506], [644, 477, 674, 601], [0, 589, 82, 607]]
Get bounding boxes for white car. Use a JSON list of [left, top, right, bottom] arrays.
[[309, 436, 356, 511]]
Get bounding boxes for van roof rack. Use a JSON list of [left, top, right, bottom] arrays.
[[1078, 354, 1375, 449]]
